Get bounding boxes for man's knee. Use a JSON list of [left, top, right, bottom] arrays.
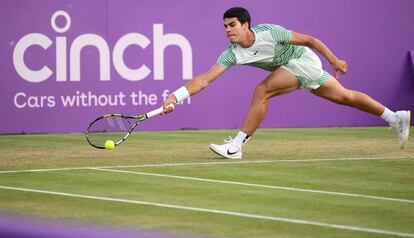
[[252, 84, 269, 102], [332, 91, 355, 105]]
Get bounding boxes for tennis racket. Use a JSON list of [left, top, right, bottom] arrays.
[[85, 104, 173, 149]]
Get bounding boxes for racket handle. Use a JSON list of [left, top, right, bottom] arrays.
[[146, 104, 174, 118]]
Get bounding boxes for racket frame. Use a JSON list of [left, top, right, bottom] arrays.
[[85, 106, 167, 149]]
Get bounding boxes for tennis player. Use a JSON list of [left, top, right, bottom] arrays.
[[163, 7, 411, 159]]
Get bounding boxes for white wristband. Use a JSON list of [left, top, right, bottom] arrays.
[[172, 86, 190, 102]]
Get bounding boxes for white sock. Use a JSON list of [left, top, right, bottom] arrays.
[[233, 131, 251, 146], [380, 107, 398, 124]]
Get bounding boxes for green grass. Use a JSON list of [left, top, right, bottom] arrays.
[[0, 127, 413, 238]]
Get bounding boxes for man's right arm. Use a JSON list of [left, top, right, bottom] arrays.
[[162, 64, 227, 113], [289, 32, 348, 79]]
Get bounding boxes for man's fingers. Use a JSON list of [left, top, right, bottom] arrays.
[[163, 103, 175, 114], [167, 103, 175, 112], [334, 70, 339, 79]]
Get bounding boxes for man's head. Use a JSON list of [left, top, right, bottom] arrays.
[[223, 7, 252, 43], [223, 7, 251, 29]]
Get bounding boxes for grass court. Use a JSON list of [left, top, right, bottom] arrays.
[[0, 127, 413, 238]]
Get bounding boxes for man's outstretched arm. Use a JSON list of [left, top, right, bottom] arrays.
[[289, 32, 348, 79], [162, 64, 227, 113]]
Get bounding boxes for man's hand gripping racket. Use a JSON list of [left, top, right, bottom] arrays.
[[85, 104, 174, 149]]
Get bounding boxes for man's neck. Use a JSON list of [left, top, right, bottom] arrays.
[[238, 30, 255, 48]]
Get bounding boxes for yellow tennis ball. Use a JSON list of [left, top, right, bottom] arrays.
[[105, 140, 115, 150]]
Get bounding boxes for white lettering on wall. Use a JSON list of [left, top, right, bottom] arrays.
[[13, 10, 193, 83], [14, 92, 56, 108], [13, 33, 53, 83], [70, 34, 111, 81], [153, 24, 193, 80], [113, 33, 151, 81]]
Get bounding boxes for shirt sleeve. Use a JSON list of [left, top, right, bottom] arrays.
[[216, 48, 236, 69], [268, 24, 292, 44]]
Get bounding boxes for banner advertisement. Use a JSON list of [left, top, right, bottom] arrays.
[[1, 0, 413, 134]]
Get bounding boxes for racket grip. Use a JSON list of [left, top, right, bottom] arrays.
[[146, 104, 174, 118]]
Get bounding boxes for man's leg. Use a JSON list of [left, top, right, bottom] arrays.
[[310, 76, 385, 115], [241, 68, 300, 135], [209, 68, 299, 159], [311, 76, 410, 149]]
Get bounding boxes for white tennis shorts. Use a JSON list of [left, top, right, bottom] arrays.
[[281, 48, 330, 90]]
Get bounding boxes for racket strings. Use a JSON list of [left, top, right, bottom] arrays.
[[86, 116, 133, 148]]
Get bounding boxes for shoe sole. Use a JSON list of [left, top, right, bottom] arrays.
[[400, 110, 411, 149], [209, 145, 242, 160], [406, 110, 411, 148]]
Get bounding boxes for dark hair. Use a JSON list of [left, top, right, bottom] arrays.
[[223, 7, 251, 29]]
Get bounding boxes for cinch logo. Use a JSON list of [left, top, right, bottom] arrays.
[[13, 10, 193, 83]]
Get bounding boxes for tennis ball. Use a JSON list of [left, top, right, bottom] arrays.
[[105, 140, 115, 150]]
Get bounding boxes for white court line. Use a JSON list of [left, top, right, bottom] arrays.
[[0, 156, 412, 174], [0, 185, 413, 238], [92, 168, 414, 204]]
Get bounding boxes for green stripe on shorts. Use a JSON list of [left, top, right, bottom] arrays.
[[316, 71, 330, 85], [298, 76, 306, 88]]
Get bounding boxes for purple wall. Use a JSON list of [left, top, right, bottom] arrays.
[[1, 0, 413, 134]]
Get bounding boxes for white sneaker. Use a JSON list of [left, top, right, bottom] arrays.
[[209, 137, 242, 159], [391, 110, 411, 149]]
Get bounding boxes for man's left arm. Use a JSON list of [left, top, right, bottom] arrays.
[[289, 32, 348, 79]]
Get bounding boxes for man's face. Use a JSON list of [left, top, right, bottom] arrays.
[[223, 17, 249, 43]]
